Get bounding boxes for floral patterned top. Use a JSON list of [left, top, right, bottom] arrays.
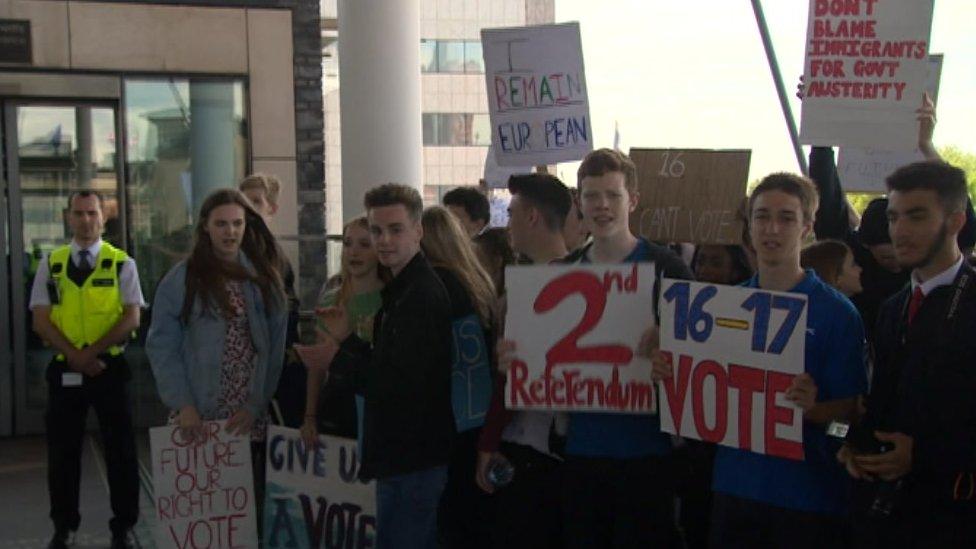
[[215, 280, 266, 440]]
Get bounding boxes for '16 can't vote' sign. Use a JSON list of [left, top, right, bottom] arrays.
[[658, 280, 808, 460], [504, 263, 656, 414]]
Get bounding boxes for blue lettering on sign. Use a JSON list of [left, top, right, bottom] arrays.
[[451, 314, 492, 432], [268, 434, 328, 478], [544, 116, 588, 149], [741, 292, 805, 354], [498, 122, 531, 152]]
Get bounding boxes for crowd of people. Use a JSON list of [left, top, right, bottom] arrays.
[[32, 95, 976, 549]]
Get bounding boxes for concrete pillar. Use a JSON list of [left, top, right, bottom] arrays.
[[189, 82, 236, 215], [75, 107, 93, 187], [338, 0, 422, 221]]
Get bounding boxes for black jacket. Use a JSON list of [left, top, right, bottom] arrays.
[[809, 147, 908, 341], [863, 262, 976, 511], [329, 252, 455, 480]]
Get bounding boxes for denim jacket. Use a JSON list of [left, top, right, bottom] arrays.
[[146, 254, 287, 419]]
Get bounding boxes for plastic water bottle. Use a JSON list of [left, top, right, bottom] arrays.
[[486, 455, 514, 488]]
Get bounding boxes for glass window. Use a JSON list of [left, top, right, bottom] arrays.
[[437, 114, 469, 146], [422, 113, 438, 146], [464, 41, 484, 73], [471, 114, 491, 146], [436, 41, 465, 73], [421, 39, 438, 73], [125, 78, 247, 301]]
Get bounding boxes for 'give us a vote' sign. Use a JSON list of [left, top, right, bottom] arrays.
[[504, 263, 656, 414], [658, 280, 808, 460]]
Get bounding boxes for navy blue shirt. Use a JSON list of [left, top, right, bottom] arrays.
[[712, 270, 867, 514], [565, 238, 692, 458]]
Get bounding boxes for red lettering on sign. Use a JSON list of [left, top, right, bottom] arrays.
[[728, 364, 765, 451], [764, 371, 803, 460], [661, 352, 692, 435], [691, 360, 728, 443]]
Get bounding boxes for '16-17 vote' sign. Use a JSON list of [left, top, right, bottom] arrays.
[[504, 263, 656, 414], [658, 280, 808, 460], [151, 421, 257, 548], [481, 22, 591, 167], [799, 0, 934, 149], [263, 427, 376, 549]]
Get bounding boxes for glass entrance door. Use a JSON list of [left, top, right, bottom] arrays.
[[2, 101, 123, 434]]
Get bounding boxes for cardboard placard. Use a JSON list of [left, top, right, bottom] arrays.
[[481, 22, 592, 167], [150, 420, 258, 548], [799, 0, 935, 149], [836, 54, 943, 192], [504, 263, 656, 414], [263, 427, 376, 548], [658, 280, 808, 460], [629, 148, 750, 245]]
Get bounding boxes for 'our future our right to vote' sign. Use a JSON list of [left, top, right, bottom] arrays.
[[481, 22, 591, 167], [799, 0, 934, 150], [658, 280, 808, 461], [504, 263, 656, 414]]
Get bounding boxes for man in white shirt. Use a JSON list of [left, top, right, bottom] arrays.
[[30, 191, 144, 549]]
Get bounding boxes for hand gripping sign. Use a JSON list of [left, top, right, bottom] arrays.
[[504, 263, 656, 414], [658, 280, 808, 460]]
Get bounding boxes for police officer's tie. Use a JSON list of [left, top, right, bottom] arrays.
[[78, 249, 91, 270]]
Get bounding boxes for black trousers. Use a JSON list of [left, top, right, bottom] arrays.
[[46, 355, 139, 535], [709, 493, 848, 549], [487, 441, 562, 549], [562, 454, 679, 548]]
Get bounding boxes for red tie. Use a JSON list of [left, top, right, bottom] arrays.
[[908, 287, 925, 325]]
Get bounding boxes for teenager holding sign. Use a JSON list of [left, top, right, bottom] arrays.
[[652, 174, 867, 547], [500, 149, 692, 547]]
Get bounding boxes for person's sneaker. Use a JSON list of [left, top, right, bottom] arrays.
[[48, 530, 74, 549], [109, 530, 134, 549]]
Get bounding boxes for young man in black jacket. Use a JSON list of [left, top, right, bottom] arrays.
[[839, 161, 976, 546], [320, 184, 454, 548]]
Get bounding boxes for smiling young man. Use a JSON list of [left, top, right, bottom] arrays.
[[319, 183, 454, 548], [840, 161, 976, 546], [657, 173, 867, 547]]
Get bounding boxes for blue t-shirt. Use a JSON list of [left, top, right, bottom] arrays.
[[712, 270, 867, 515], [565, 238, 680, 458]]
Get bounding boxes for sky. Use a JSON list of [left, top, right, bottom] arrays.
[[553, 0, 975, 184]]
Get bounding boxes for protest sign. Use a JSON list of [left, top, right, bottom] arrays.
[[658, 280, 808, 460], [150, 420, 257, 548], [451, 313, 493, 431], [482, 22, 591, 167], [263, 426, 376, 549], [799, 0, 935, 149], [629, 149, 750, 245], [836, 54, 943, 192], [504, 263, 656, 414]]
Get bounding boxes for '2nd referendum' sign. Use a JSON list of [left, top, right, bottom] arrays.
[[658, 280, 808, 460], [504, 263, 655, 414]]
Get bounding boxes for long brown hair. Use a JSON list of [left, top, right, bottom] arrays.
[[421, 206, 496, 325], [181, 189, 285, 322]]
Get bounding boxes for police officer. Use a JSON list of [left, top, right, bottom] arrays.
[[30, 191, 143, 549]]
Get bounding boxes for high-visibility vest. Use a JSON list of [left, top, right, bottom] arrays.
[[48, 242, 128, 357]]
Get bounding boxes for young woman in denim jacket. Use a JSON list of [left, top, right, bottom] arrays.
[[147, 189, 287, 446]]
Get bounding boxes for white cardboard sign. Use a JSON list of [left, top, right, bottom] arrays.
[[150, 420, 258, 548], [799, 0, 934, 149], [836, 54, 943, 192], [263, 426, 376, 549], [504, 263, 656, 414], [658, 280, 808, 460], [482, 22, 592, 167]]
